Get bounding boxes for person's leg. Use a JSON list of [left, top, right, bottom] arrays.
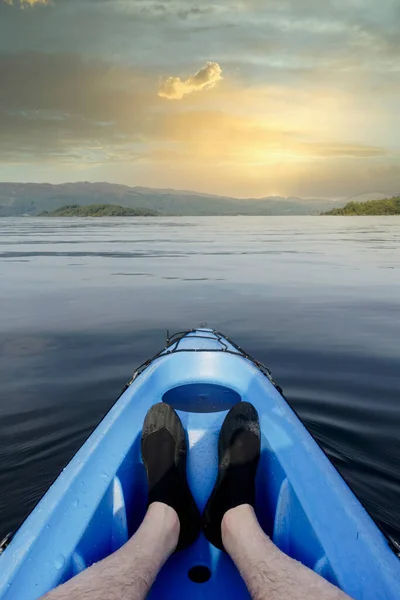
[[222, 504, 351, 600], [203, 401, 352, 600], [42, 502, 179, 600], [42, 402, 201, 600]]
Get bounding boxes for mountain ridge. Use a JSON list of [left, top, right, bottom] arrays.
[[0, 181, 349, 216]]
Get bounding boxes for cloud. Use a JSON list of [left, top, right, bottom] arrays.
[[151, 109, 390, 166], [300, 143, 387, 158], [158, 62, 223, 100], [0, 52, 156, 162], [3, 0, 50, 6]]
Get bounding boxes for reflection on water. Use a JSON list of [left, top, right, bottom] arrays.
[[0, 216, 400, 544]]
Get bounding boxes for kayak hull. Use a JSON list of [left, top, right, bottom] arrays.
[[0, 330, 399, 599]]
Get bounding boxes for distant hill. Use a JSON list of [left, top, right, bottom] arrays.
[[0, 182, 345, 216], [323, 197, 400, 216], [40, 204, 158, 217], [344, 192, 389, 203]]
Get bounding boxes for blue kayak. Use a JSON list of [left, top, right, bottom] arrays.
[[0, 329, 399, 599]]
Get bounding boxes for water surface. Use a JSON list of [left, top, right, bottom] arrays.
[[1, 216, 399, 547]]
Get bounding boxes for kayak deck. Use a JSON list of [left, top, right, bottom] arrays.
[[0, 329, 399, 599]]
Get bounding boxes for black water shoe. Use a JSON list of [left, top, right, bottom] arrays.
[[203, 401, 261, 550], [141, 402, 201, 551]]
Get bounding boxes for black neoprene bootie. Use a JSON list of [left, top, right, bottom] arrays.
[[202, 401, 261, 550], [141, 402, 201, 551]]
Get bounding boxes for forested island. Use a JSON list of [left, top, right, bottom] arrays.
[[323, 197, 400, 215], [39, 204, 159, 217]]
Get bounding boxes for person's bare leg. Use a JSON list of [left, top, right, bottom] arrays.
[[222, 504, 351, 600], [41, 402, 201, 600], [42, 502, 179, 600]]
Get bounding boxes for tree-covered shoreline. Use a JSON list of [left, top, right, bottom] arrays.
[[39, 204, 159, 217], [323, 197, 400, 215]]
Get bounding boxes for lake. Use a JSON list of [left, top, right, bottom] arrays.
[[0, 216, 399, 549]]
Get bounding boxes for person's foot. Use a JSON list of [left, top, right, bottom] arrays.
[[141, 402, 201, 551], [203, 401, 261, 550]]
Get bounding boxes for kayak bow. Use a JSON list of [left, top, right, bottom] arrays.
[[0, 329, 399, 599]]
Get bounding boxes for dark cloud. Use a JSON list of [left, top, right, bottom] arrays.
[[0, 52, 158, 161], [1, 0, 399, 77], [2, 0, 49, 6], [0, 53, 152, 121]]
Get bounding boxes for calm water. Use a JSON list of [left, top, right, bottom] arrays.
[[1, 216, 400, 547]]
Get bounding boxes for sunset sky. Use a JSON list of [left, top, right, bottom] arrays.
[[0, 0, 399, 198]]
